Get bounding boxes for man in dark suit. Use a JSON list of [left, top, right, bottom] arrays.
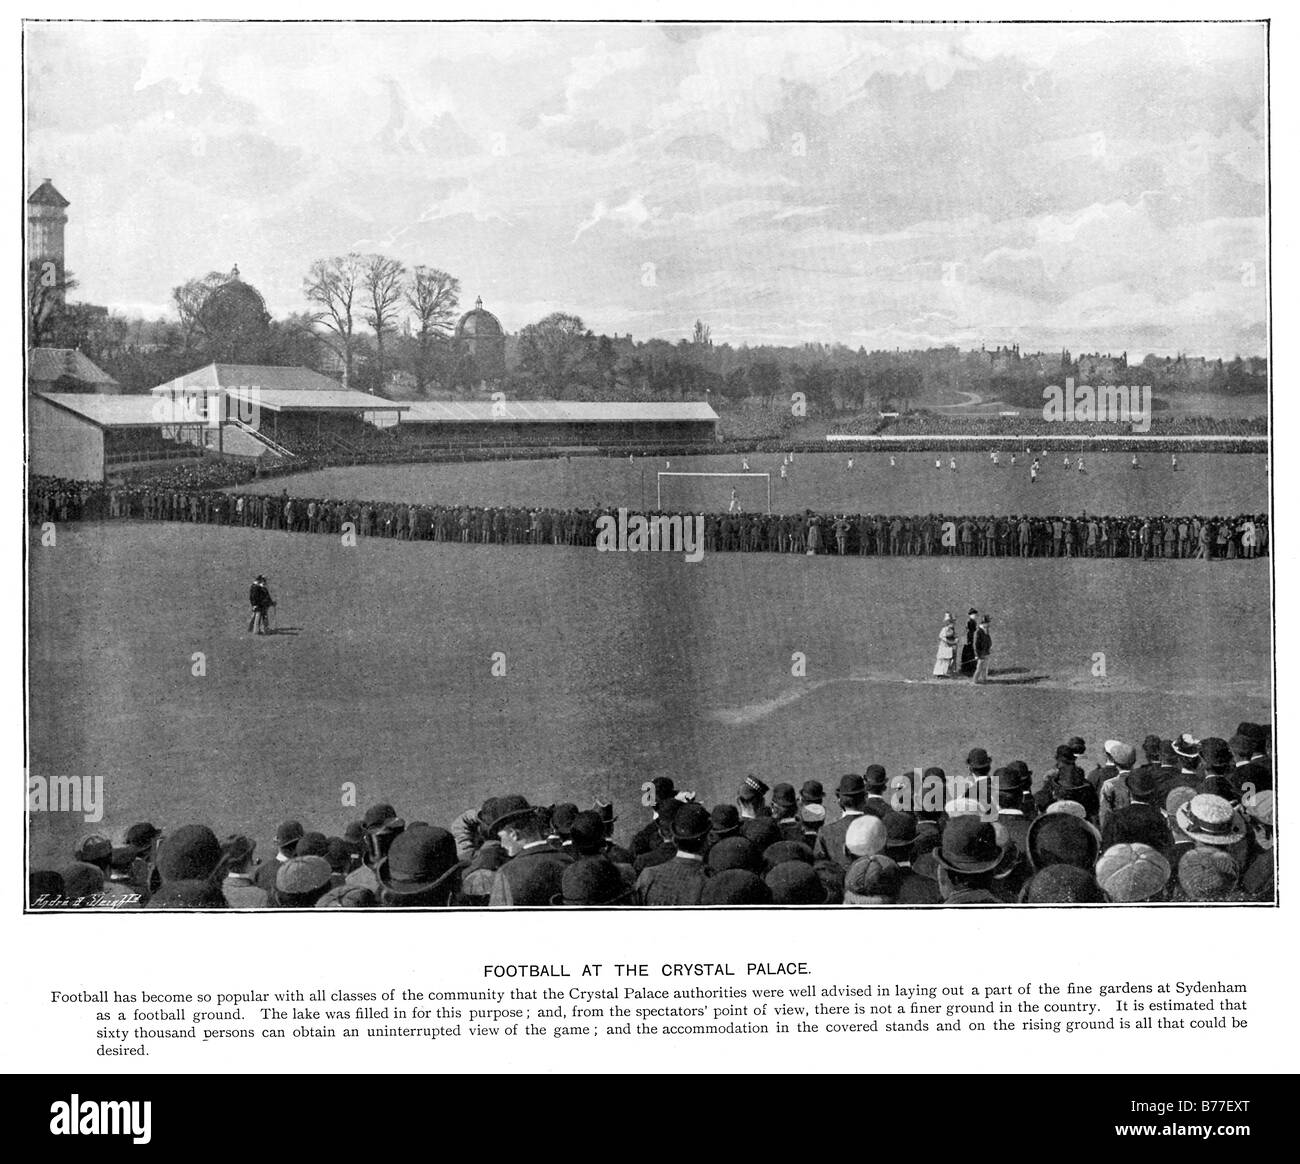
[[629, 778, 678, 857], [635, 804, 712, 905], [1230, 733, 1272, 794], [771, 783, 802, 843], [863, 766, 892, 818], [248, 574, 275, 635], [813, 774, 868, 869], [488, 797, 573, 908]]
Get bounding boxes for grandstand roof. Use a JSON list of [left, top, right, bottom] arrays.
[[151, 363, 351, 395], [224, 386, 408, 413], [28, 348, 118, 386], [37, 393, 172, 429], [399, 400, 719, 425]]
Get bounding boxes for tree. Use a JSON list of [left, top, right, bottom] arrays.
[[361, 254, 406, 393], [516, 312, 591, 397], [692, 319, 712, 348], [27, 265, 78, 348], [172, 271, 229, 359], [303, 254, 365, 385], [722, 366, 750, 404], [405, 266, 460, 394]]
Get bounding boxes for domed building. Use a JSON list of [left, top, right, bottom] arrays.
[[454, 296, 506, 384], [198, 265, 271, 361]]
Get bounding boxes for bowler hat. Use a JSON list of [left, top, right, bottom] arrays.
[[766, 861, 828, 905], [771, 783, 797, 811], [1107, 804, 1170, 851], [222, 835, 256, 866], [883, 810, 919, 850], [1158, 740, 1179, 766], [707, 837, 762, 873], [1141, 734, 1162, 762], [550, 803, 580, 837], [863, 765, 888, 793], [568, 811, 606, 855], [124, 822, 161, 850], [799, 780, 825, 804], [710, 804, 741, 835], [296, 831, 329, 858], [701, 870, 772, 905], [363, 803, 397, 830], [1175, 795, 1247, 846], [378, 828, 460, 896], [1067, 736, 1087, 756], [110, 846, 136, 872], [157, 825, 223, 882], [1200, 737, 1232, 771], [1125, 768, 1162, 801], [1027, 813, 1100, 872], [30, 870, 64, 901], [966, 747, 991, 771], [650, 777, 676, 802], [837, 773, 867, 797], [1000, 763, 1032, 794], [276, 820, 305, 850], [486, 795, 535, 837], [1235, 721, 1265, 749], [75, 835, 112, 864], [554, 857, 632, 906], [934, 816, 1007, 874], [1197, 775, 1239, 802], [671, 803, 712, 841]]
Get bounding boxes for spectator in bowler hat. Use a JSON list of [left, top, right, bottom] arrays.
[[635, 803, 713, 906], [489, 798, 573, 908], [813, 774, 869, 869]]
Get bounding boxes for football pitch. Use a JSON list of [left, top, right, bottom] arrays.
[[28, 520, 1271, 870], [235, 450, 1270, 517]]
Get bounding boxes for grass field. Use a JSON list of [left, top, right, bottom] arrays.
[[234, 451, 1269, 518], [28, 521, 1271, 871]]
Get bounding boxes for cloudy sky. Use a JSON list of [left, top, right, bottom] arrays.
[[26, 21, 1267, 357]]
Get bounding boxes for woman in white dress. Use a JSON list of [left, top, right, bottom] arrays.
[[934, 613, 958, 678]]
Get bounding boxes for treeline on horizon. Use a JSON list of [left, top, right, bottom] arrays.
[[33, 253, 1269, 410]]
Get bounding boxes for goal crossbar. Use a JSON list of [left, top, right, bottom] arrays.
[[656, 471, 772, 513]]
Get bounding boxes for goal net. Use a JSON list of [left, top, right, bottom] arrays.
[[656, 471, 772, 514]]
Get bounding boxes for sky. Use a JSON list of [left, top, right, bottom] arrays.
[[25, 21, 1268, 357]]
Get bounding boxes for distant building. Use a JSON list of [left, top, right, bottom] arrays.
[[27, 347, 119, 395], [27, 179, 69, 295], [454, 296, 507, 383]]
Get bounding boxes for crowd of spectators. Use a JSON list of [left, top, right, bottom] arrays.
[[827, 412, 1269, 439], [28, 476, 1269, 560], [29, 726, 1274, 909]]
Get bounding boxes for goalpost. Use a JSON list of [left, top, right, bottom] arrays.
[[656, 471, 773, 513]]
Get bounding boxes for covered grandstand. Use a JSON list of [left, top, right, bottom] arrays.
[[30, 393, 206, 480], [382, 399, 719, 448]]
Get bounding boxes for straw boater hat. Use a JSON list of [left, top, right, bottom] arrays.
[[1175, 794, 1248, 847]]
